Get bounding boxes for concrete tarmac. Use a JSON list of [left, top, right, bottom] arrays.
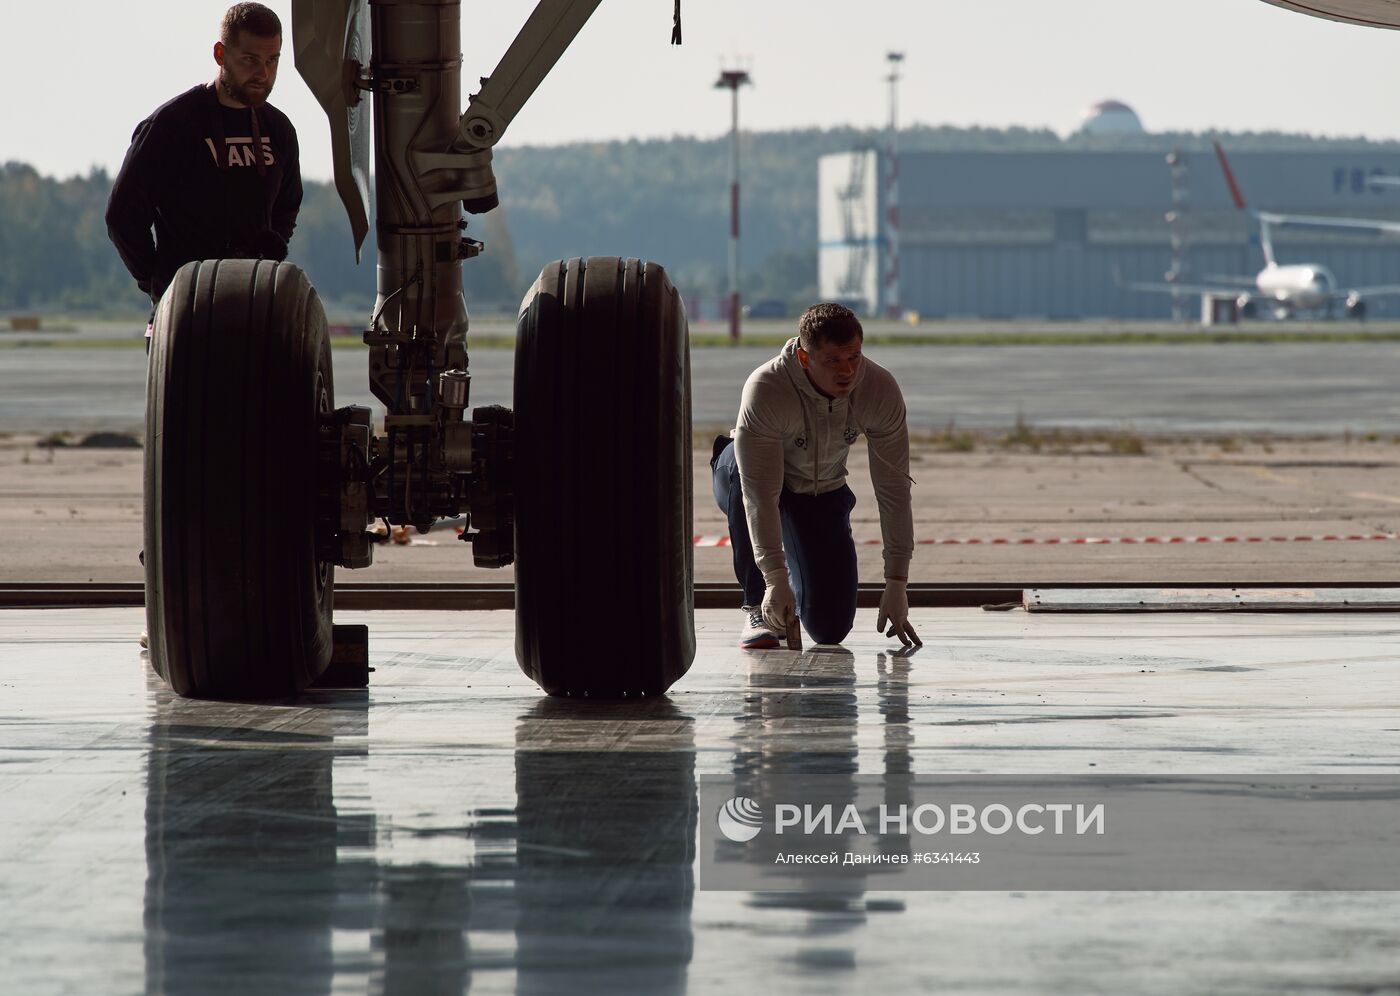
[[7, 433, 1400, 584], [3, 606, 1400, 993], [9, 338, 1400, 435]]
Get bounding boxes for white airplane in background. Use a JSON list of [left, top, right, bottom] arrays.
[[1122, 142, 1400, 319]]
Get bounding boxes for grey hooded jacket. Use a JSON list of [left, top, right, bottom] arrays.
[[732, 337, 914, 581]]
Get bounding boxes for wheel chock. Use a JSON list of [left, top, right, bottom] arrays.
[[310, 623, 372, 688]]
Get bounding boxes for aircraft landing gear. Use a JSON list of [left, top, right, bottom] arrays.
[[140, 0, 697, 701]]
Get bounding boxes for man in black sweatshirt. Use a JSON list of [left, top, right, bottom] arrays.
[[112, 3, 303, 650], [106, 2, 303, 329]]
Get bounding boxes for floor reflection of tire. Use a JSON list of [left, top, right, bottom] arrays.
[[142, 684, 366, 991], [513, 698, 697, 993], [144, 258, 335, 698]]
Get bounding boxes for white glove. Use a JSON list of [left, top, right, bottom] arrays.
[[877, 579, 921, 646], [761, 569, 797, 633]]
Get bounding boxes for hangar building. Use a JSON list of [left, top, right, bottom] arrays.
[[819, 141, 1400, 319]]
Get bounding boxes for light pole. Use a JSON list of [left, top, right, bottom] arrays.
[[715, 68, 751, 342], [884, 52, 904, 319], [1165, 148, 1190, 324]]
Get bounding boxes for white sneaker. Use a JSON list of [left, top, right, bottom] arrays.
[[139, 631, 148, 649], [739, 606, 779, 649]]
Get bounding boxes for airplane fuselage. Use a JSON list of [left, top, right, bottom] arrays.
[[1255, 263, 1336, 310]]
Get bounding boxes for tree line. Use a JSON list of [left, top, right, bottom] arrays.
[[5, 124, 1399, 315]]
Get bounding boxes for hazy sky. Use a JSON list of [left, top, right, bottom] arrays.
[[8, 0, 1400, 182]]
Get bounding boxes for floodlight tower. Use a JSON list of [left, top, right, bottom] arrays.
[[715, 67, 751, 342], [1165, 148, 1191, 324], [884, 51, 904, 319]]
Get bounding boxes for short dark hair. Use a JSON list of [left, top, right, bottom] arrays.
[[798, 302, 864, 352], [220, 3, 282, 47]]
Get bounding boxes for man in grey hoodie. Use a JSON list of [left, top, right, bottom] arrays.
[[711, 303, 920, 649]]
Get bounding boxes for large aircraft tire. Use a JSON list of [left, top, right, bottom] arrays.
[[513, 257, 695, 697], [144, 259, 335, 698]]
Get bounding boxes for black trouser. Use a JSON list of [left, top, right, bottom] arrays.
[[710, 436, 859, 645]]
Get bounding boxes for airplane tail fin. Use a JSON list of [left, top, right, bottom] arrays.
[[1213, 141, 1247, 211], [1213, 141, 1274, 267]]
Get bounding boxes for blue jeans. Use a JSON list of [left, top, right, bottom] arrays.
[[711, 436, 858, 645]]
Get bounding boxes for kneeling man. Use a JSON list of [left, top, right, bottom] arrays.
[[712, 303, 920, 648]]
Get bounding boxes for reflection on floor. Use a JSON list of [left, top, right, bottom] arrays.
[[3, 607, 1400, 993]]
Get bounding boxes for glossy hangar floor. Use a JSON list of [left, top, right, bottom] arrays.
[[4, 607, 1400, 994]]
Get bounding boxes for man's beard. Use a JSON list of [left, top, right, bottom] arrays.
[[220, 69, 272, 106]]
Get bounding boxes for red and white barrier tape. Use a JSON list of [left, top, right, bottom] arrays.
[[692, 533, 1400, 547]]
